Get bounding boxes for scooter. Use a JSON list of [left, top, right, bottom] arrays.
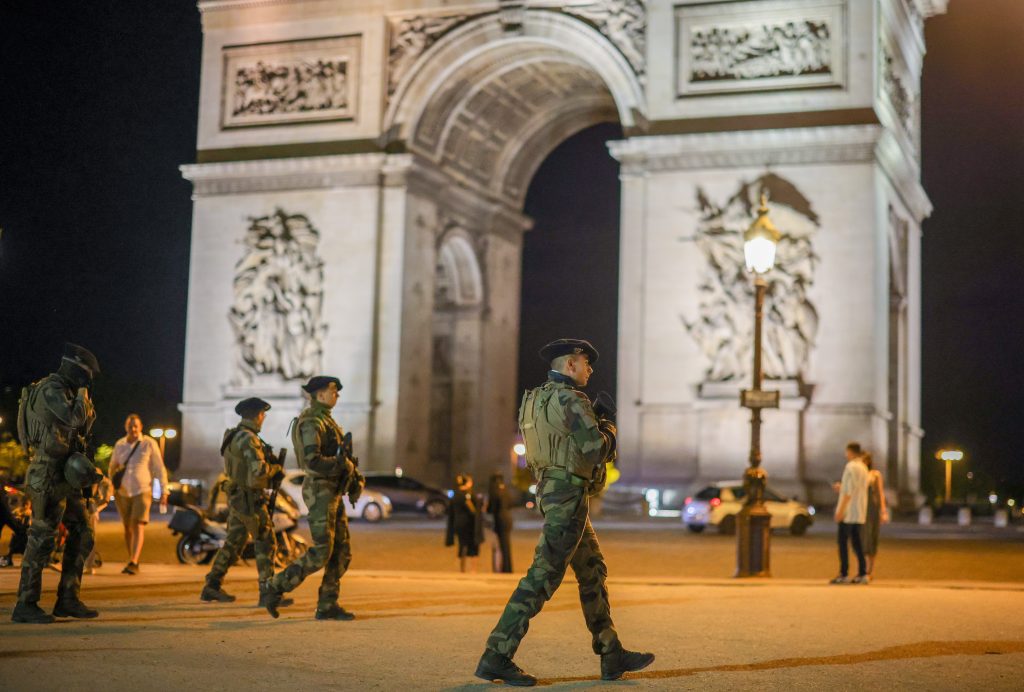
[[168, 478, 307, 567]]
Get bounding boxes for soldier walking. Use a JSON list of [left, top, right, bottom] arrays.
[[200, 397, 287, 605], [475, 339, 655, 685], [261, 376, 364, 620], [12, 343, 103, 624]]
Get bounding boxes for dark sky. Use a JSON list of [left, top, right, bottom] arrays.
[[1, 2, 1022, 493]]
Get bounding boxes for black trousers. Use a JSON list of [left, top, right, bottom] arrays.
[[1, 497, 28, 555], [837, 522, 867, 577]]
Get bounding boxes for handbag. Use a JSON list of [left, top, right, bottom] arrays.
[[111, 440, 141, 492]]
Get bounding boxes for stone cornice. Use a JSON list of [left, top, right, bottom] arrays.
[[181, 153, 408, 195], [875, 130, 933, 222], [608, 125, 885, 174], [198, 0, 300, 12]]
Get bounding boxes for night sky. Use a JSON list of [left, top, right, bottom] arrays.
[[1, 2, 1022, 495]]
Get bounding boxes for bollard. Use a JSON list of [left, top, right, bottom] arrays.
[[918, 506, 933, 525], [994, 509, 1009, 528], [957, 506, 972, 526]]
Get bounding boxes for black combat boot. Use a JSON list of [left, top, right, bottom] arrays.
[[315, 604, 355, 621], [200, 582, 237, 603], [474, 649, 537, 687], [52, 599, 99, 619], [600, 645, 655, 680], [257, 582, 293, 608], [12, 601, 56, 624], [261, 583, 284, 618]]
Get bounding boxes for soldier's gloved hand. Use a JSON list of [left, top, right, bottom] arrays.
[[589, 462, 608, 497], [347, 472, 365, 505]]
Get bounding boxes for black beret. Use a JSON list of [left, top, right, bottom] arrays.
[[538, 339, 599, 365], [63, 342, 101, 375], [301, 375, 343, 394], [234, 397, 271, 418]]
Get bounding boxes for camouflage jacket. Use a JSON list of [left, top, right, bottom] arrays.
[[23, 373, 95, 462], [292, 401, 353, 482], [222, 420, 279, 492], [518, 371, 612, 481]]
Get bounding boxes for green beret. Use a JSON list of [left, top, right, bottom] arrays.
[[538, 339, 599, 365], [302, 375, 343, 394]]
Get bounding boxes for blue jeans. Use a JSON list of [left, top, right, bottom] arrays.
[[838, 522, 866, 577]]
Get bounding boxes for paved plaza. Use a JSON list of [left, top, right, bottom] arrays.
[[1, 515, 1022, 690]]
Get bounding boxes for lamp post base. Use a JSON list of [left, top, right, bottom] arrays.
[[735, 502, 772, 578]]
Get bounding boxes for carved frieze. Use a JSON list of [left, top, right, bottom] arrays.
[[881, 46, 914, 135], [684, 174, 820, 382], [563, 0, 647, 79], [230, 209, 326, 384], [675, 1, 846, 97], [387, 14, 472, 96], [221, 35, 360, 128]]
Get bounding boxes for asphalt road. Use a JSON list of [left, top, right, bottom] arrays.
[[24, 508, 1021, 583]]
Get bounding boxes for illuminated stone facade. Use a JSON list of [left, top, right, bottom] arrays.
[[181, 0, 945, 507]]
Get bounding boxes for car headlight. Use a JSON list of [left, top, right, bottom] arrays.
[[382, 496, 392, 507]]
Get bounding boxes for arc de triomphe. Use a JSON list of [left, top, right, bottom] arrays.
[[180, 0, 946, 506]]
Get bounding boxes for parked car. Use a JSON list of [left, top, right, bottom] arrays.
[[363, 473, 448, 518], [280, 470, 392, 522], [682, 481, 814, 535]]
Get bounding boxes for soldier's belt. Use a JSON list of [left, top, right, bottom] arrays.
[[541, 467, 593, 490]]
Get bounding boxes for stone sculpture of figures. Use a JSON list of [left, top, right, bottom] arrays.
[[230, 209, 326, 383], [685, 173, 820, 382], [691, 19, 831, 82], [233, 58, 348, 116]]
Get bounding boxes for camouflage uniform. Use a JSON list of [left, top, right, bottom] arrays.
[[204, 419, 281, 590], [485, 370, 618, 658], [17, 373, 96, 609], [267, 400, 354, 612]]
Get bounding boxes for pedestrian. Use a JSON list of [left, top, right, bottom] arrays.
[[445, 473, 484, 573], [831, 441, 870, 585], [261, 375, 365, 620], [475, 339, 654, 686], [12, 343, 102, 623], [109, 414, 169, 575], [200, 397, 287, 604], [84, 469, 113, 574], [860, 452, 889, 581], [486, 473, 514, 573], [0, 473, 29, 568]]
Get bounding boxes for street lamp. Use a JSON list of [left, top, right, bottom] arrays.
[[736, 194, 782, 578], [938, 449, 963, 503], [150, 427, 177, 458]]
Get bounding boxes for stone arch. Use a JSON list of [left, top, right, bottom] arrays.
[[384, 9, 643, 206], [435, 229, 484, 309]]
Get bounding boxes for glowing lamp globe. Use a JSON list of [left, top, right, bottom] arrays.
[[744, 194, 781, 274]]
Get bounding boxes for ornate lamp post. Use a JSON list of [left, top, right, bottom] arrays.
[[149, 427, 177, 458], [736, 194, 781, 578], [938, 449, 963, 503]]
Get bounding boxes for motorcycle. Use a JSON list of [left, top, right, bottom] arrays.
[[168, 477, 307, 568]]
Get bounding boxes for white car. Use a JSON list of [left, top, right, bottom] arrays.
[[280, 470, 392, 522], [682, 481, 814, 535]]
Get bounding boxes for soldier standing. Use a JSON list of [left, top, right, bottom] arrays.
[[261, 375, 364, 620], [12, 343, 103, 624], [475, 339, 655, 685], [200, 397, 287, 605]]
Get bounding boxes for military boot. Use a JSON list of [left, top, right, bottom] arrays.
[[12, 601, 56, 624], [315, 604, 355, 621], [474, 649, 537, 687], [52, 599, 100, 619], [257, 587, 293, 609], [261, 583, 284, 619], [200, 583, 237, 603], [600, 645, 655, 681]]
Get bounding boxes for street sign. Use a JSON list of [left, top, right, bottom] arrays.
[[741, 389, 780, 409]]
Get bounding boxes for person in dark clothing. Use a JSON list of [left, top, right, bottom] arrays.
[[445, 474, 484, 573], [486, 473, 514, 573], [0, 478, 29, 567]]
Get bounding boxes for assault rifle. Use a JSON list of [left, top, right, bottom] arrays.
[[266, 447, 288, 519], [341, 432, 364, 505]]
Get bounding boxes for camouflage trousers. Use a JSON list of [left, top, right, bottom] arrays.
[[204, 501, 276, 587], [269, 477, 351, 610], [17, 459, 94, 605], [485, 476, 619, 658]]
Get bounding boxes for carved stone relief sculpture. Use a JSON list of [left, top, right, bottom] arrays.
[[563, 0, 647, 79], [387, 14, 471, 96], [881, 45, 914, 135], [684, 174, 820, 382], [221, 35, 360, 128], [675, 1, 846, 96], [230, 209, 327, 384]]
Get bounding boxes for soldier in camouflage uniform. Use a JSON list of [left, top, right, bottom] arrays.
[[12, 343, 102, 624], [200, 397, 285, 605], [475, 339, 655, 685], [262, 375, 364, 620]]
